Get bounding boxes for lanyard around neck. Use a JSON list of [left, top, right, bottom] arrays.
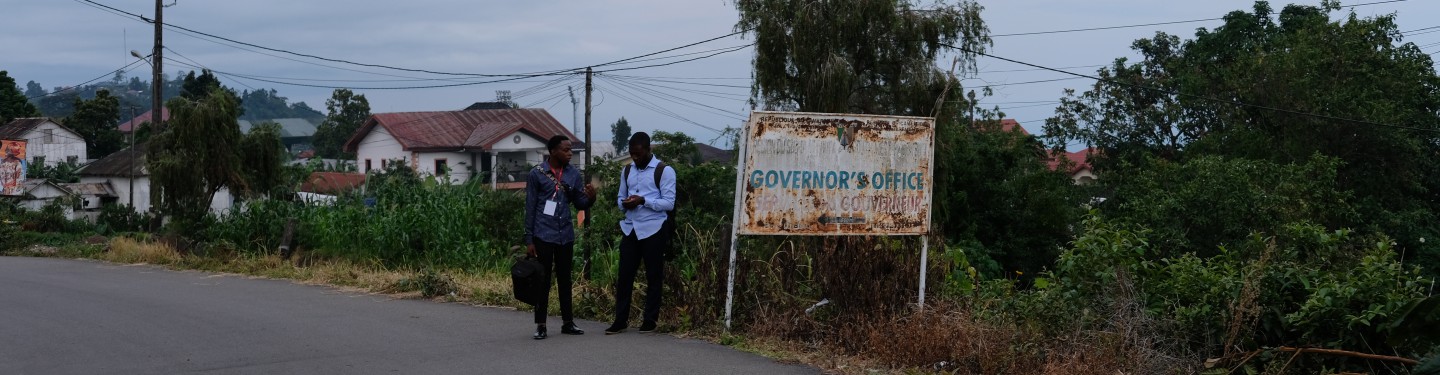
[[549, 165, 564, 198]]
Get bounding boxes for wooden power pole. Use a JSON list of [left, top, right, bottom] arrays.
[[581, 67, 594, 278], [150, 0, 164, 132]]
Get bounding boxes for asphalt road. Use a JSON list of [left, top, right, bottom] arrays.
[[0, 256, 816, 375]]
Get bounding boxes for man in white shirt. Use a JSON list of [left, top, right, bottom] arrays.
[[605, 132, 676, 335]]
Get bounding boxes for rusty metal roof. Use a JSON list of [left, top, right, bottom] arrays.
[[300, 172, 366, 195], [77, 143, 146, 177], [60, 182, 117, 197], [117, 108, 170, 133], [343, 108, 577, 153], [0, 117, 78, 141]]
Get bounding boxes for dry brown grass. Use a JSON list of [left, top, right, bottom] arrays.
[[740, 293, 1201, 375], [103, 237, 182, 264], [91, 237, 1200, 375]]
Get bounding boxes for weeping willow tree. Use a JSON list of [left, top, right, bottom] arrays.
[[735, 0, 990, 115], [148, 87, 245, 234]]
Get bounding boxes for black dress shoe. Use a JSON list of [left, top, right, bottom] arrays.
[[604, 323, 627, 335], [638, 321, 656, 333], [561, 322, 584, 335], [533, 325, 547, 340]]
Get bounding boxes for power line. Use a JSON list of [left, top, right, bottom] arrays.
[[25, 59, 147, 100], [990, 0, 1404, 38], [587, 30, 748, 69], [169, 59, 577, 90], [604, 75, 752, 89], [941, 42, 1440, 134], [598, 74, 747, 121], [975, 77, 1088, 87], [165, 26, 479, 82], [78, 0, 571, 78], [78, 0, 749, 79], [992, 18, 1222, 38], [593, 45, 752, 73], [599, 76, 749, 101], [594, 83, 726, 135]]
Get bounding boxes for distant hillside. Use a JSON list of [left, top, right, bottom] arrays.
[[25, 70, 321, 121]]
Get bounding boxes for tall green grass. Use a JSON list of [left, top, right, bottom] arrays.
[[208, 176, 524, 272]]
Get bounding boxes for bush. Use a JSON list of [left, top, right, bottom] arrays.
[[1010, 213, 1435, 372]]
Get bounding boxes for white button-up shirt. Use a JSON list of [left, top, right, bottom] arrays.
[[617, 157, 676, 240]]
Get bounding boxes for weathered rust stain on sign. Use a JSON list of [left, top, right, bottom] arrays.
[[738, 111, 934, 236]]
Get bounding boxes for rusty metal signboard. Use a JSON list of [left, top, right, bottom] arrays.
[[735, 111, 934, 235]]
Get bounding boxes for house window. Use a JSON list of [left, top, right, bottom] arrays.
[[33, 156, 44, 166], [44, 129, 54, 143], [365, 159, 372, 172], [67, 156, 77, 164], [435, 159, 448, 175], [381, 159, 387, 169]]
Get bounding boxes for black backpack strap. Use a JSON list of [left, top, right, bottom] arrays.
[[623, 163, 632, 194], [653, 162, 666, 189]]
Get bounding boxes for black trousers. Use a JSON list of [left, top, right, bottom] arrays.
[[534, 240, 575, 324], [614, 231, 664, 325]]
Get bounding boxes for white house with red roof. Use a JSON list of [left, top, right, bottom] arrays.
[[994, 119, 1097, 184], [342, 107, 581, 187]]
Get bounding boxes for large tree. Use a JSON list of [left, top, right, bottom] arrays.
[[735, 0, 990, 115], [610, 116, 631, 156], [24, 80, 46, 99], [312, 89, 370, 159], [238, 121, 287, 198], [1042, 1, 1440, 273], [147, 87, 245, 235], [66, 89, 126, 158], [1, 71, 41, 123]]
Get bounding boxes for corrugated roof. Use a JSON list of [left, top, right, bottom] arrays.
[[59, 182, 116, 197], [343, 108, 576, 153], [239, 118, 318, 138], [300, 172, 366, 195], [465, 102, 512, 110], [77, 143, 147, 177], [117, 108, 170, 133], [1047, 148, 1095, 174], [0, 118, 76, 141]]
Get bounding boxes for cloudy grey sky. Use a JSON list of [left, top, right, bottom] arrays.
[[4, 0, 1437, 147]]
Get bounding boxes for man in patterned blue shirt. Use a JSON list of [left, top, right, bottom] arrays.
[[524, 135, 596, 340], [605, 132, 676, 335]]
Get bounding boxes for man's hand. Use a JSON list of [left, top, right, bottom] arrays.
[[622, 195, 642, 210], [583, 183, 597, 201], [526, 243, 536, 258]]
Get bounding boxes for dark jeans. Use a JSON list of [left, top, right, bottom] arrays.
[[534, 240, 575, 325], [614, 231, 664, 325]]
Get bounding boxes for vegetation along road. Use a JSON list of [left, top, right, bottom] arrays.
[[0, 257, 816, 374]]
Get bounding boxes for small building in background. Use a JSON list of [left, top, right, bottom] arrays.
[[0, 118, 87, 167], [343, 107, 579, 188], [239, 118, 318, 153]]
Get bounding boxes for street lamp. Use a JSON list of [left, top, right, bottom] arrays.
[[129, 50, 151, 213], [130, 50, 159, 133]]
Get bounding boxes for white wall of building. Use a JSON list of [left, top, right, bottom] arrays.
[[355, 126, 405, 174], [24, 121, 87, 166], [415, 151, 471, 184], [80, 176, 153, 212]]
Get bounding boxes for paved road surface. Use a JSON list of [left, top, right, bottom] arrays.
[[0, 257, 815, 374]]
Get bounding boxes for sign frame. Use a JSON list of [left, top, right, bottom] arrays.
[[724, 112, 935, 329]]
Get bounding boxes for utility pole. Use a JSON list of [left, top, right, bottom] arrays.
[[581, 67, 593, 278], [150, 0, 164, 133], [568, 86, 579, 137], [128, 106, 137, 210]]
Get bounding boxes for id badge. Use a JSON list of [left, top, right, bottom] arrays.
[[543, 200, 559, 216]]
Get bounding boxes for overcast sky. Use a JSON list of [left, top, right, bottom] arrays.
[[4, 0, 1437, 147]]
